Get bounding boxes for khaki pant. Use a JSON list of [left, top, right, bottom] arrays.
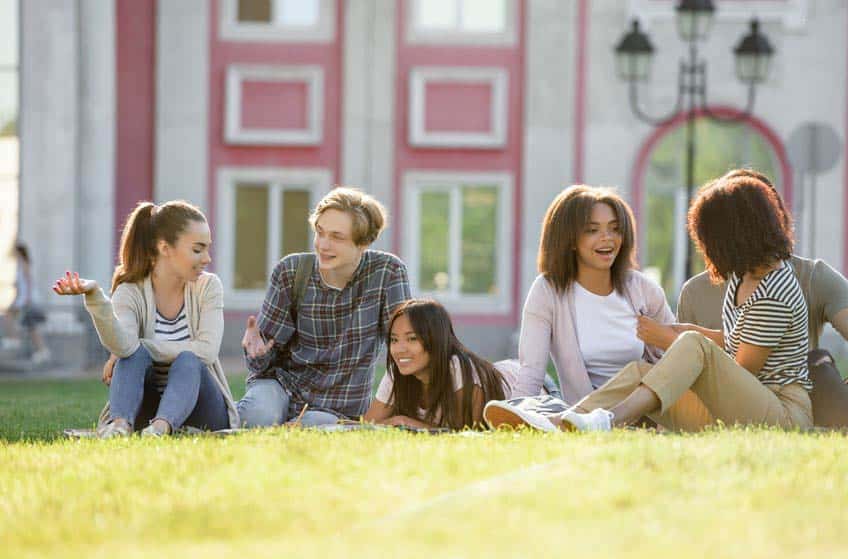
[[573, 331, 813, 432]]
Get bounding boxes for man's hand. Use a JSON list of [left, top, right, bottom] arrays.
[[102, 354, 117, 385], [636, 315, 679, 351], [242, 315, 274, 359]]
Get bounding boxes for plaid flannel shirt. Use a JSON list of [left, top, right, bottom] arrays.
[[246, 250, 411, 419]]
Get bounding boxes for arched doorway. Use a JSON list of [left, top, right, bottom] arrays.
[[633, 108, 791, 305]]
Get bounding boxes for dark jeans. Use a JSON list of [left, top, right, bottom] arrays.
[[109, 346, 228, 431]]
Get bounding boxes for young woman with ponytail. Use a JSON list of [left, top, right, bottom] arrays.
[[54, 201, 238, 437]]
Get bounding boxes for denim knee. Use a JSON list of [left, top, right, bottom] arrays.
[[238, 379, 289, 427], [115, 345, 153, 373], [172, 351, 203, 370]]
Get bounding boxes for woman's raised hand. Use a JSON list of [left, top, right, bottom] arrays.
[[53, 271, 98, 296], [636, 315, 679, 351]]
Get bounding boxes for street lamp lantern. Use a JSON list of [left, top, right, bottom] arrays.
[[675, 0, 715, 42], [615, 20, 655, 82], [734, 20, 775, 84], [614, 1, 775, 280]]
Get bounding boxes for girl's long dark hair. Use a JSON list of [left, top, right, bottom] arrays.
[[386, 299, 507, 430]]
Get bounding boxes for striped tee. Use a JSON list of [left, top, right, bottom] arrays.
[[722, 260, 811, 389], [151, 303, 190, 393]]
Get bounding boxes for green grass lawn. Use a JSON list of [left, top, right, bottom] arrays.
[[2, 376, 848, 558]]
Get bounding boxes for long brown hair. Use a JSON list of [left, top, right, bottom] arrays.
[[537, 185, 637, 294], [111, 200, 207, 292], [386, 299, 506, 430], [688, 173, 793, 283]]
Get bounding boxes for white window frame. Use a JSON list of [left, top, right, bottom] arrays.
[[406, 0, 517, 46], [225, 64, 323, 146], [218, 0, 336, 43], [403, 171, 513, 315], [628, 0, 807, 30], [216, 166, 332, 309], [409, 66, 508, 149]]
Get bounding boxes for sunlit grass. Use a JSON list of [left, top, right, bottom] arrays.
[[2, 378, 847, 558]]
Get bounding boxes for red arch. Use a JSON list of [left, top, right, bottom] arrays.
[[631, 106, 793, 227]]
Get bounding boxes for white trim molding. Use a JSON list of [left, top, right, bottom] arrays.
[[406, 0, 517, 46], [628, 0, 807, 30], [403, 170, 513, 315], [218, 0, 336, 43], [409, 66, 508, 149], [225, 64, 324, 146], [216, 166, 332, 309]]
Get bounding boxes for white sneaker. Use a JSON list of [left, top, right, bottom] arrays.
[[483, 400, 557, 432], [97, 420, 132, 439], [559, 408, 614, 432], [141, 421, 172, 438], [31, 348, 51, 364]]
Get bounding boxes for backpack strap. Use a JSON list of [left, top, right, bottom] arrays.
[[291, 253, 315, 320]]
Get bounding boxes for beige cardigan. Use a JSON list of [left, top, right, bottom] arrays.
[[83, 272, 239, 429]]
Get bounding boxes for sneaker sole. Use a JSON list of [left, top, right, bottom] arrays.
[[484, 406, 532, 430]]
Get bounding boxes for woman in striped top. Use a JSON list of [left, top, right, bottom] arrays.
[[493, 172, 813, 432], [53, 201, 239, 437]]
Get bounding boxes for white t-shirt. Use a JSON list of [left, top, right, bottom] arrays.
[[375, 355, 516, 421], [573, 282, 644, 389]]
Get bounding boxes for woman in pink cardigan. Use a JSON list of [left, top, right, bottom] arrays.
[[485, 185, 674, 430]]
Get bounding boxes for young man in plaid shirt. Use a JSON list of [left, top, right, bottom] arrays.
[[238, 188, 411, 427]]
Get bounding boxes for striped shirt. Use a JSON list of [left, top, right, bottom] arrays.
[[151, 304, 189, 393], [722, 260, 811, 389], [246, 251, 411, 419]]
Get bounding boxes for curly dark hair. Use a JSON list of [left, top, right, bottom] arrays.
[[687, 173, 793, 283]]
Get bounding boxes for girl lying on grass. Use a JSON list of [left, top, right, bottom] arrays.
[[363, 299, 515, 430], [486, 172, 812, 432], [53, 201, 238, 438]]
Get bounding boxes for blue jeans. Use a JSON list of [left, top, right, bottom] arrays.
[[543, 374, 563, 400], [109, 346, 229, 431], [237, 378, 339, 427]]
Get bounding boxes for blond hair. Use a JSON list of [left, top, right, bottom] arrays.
[[309, 187, 387, 246]]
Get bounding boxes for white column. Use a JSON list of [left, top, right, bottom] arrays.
[[78, 0, 116, 289], [521, 0, 575, 297], [341, 0, 397, 252], [155, 0, 210, 210], [19, 0, 79, 316]]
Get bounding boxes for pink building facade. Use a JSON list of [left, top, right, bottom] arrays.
[[15, 0, 848, 358]]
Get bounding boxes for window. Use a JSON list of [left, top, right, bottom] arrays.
[[642, 118, 781, 303], [219, 0, 335, 43], [217, 167, 331, 307], [404, 171, 513, 314], [0, 0, 18, 309], [407, 0, 516, 45]]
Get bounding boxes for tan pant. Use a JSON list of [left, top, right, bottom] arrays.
[[573, 331, 813, 432]]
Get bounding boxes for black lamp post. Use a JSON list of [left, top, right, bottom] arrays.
[[615, 0, 775, 278]]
